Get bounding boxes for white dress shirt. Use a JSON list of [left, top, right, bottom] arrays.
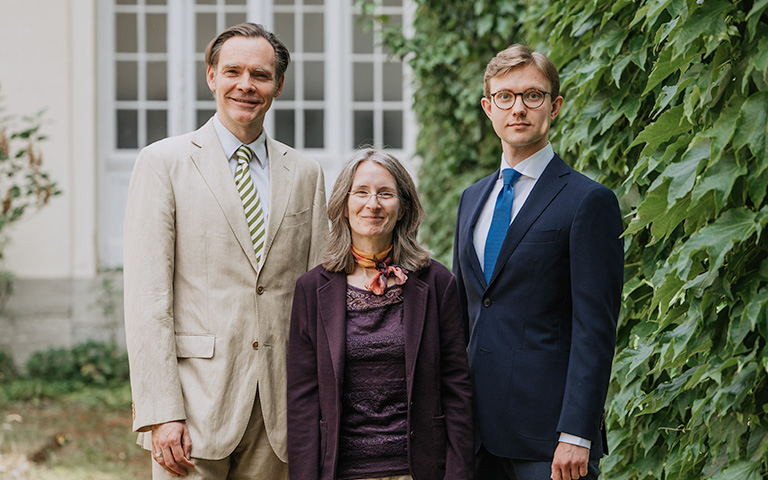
[[472, 142, 592, 450], [472, 143, 554, 268], [213, 114, 271, 224]]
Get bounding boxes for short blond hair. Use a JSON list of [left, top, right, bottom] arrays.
[[483, 44, 560, 99]]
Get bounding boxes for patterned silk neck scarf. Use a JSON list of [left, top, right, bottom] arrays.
[[351, 245, 408, 295]]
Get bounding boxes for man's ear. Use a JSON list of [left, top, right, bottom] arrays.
[[206, 65, 216, 92], [274, 75, 285, 97], [481, 96, 493, 119], [550, 95, 563, 120]]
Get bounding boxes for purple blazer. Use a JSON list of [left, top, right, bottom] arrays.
[[287, 260, 474, 480]]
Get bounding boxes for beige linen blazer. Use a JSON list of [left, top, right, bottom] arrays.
[[123, 119, 328, 461]]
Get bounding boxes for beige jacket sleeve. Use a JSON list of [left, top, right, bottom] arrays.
[[123, 142, 186, 433]]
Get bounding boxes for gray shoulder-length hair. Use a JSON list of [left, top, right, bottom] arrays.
[[323, 148, 431, 274]]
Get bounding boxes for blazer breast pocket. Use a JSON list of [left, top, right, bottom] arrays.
[[520, 228, 560, 243], [280, 207, 310, 227], [175, 334, 215, 358]]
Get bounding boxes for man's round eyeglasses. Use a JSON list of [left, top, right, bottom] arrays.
[[489, 88, 551, 110], [348, 190, 399, 202]]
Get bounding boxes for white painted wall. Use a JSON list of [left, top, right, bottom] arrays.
[[0, 0, 98, 280]]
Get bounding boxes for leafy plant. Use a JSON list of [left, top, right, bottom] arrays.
[[0, 84, 62, 316], [370, 0, 768, 478], [24, 341, 129, 386], [0, 86, 61, 256], [0, 348, 18, 383]]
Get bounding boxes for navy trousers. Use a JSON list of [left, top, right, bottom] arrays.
[[475, 446, 600, 480]]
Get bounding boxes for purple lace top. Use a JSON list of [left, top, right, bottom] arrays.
[[337, 284, 409, 480]]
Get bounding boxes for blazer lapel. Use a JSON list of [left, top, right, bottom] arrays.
[[261, 137, 294, 265], [463, 171, 498, 287], [189, 120, 259, 270], [402, 275, 428, 402], [318, 270, 348, 392], [488, 155, 570, 285]]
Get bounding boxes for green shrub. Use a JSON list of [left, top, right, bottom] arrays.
[[24, 341, 129, 386], [0, 348, 18, 382]]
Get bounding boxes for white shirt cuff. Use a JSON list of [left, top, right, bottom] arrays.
[[559, 433, 592, 449]]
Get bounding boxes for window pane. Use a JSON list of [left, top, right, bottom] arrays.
[[303, 13, 324, 53], [383, 62, 403, 101], [353, 63, 373, 102], [196, 0, 216, 4], [383, 110, 403, 149], [116, 14, 137, 53], [197, 60, 211, 100], [353, 110, 373, 148], [226, 12, 247, 27], [304, 62, 324, 101], [281, 70, 295, 100], [305, 0, 324, 5], [388, 14, 403, 26], [382, 0, 402, 6], [146, 13, 167, 53], [147, 110, 168, 145], [274, 13, 295, 51], [274, 0, 292, 4], [275, 110, 295, 147], [196, 13, 217, 53], [117, 0, 136, 4], [197, 109, 216, 128], [229, 0, 247, 4], [117, 110, 138, 149], [305, 110, 324, 148], [147, 61, 168, 101], [352, 15, 374, 54], [116, 61, 138, 101], [146, 0, 167, 5]]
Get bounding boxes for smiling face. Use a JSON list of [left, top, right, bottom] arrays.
[[346, 161, 404, 252], [481, 64, 563, 166], [206, 36, 284, 144]]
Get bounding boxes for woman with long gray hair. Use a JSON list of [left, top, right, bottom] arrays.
[[287, 148, 474, 480]]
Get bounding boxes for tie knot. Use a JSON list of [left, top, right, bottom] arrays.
[[236, 145, 253, 165], [502, 168, 522, 186]]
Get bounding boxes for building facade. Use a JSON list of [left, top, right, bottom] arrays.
[[0, 0, 416, 365]]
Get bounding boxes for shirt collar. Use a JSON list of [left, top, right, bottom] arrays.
[[212, 114, 269, 167], [498, 142, 554, 180]]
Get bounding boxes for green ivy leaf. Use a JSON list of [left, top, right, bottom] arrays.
[[733, 92, 768, 161]]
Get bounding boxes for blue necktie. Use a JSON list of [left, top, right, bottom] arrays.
[[484, 168, 522, 283]]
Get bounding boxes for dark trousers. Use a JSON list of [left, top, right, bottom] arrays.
[[475, 445, 600, 480]]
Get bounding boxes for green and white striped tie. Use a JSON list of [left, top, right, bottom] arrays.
[[235, 145, 265, 264]]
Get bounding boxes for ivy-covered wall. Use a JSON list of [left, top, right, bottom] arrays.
[[376, 0, 768, 478]]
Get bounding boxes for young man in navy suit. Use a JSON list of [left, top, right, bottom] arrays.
[[453, 44, 624, 480]]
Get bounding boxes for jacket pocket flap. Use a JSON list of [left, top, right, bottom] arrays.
[[175, 334, 215, 358]]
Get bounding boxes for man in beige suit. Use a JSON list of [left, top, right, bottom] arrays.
[[123, 23, 328, 479]]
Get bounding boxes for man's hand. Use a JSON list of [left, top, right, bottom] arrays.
[[151, 421, 195, 477], [551, 441, 589, 480]]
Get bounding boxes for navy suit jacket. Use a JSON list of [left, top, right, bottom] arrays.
[[453, 154, 623, 461], [287, 261, 474, 480]]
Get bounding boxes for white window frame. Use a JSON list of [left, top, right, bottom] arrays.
[[98, 0, 416, 268]]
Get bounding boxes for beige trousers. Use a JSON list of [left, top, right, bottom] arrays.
[[151, 394, 287, 480]]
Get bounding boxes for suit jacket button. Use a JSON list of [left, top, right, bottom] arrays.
[[483, 298, 492, 307], [257, 286, 265, 295], [409, 431, 415, 440], [252, 341, 259, 350]]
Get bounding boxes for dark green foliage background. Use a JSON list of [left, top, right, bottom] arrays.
[[373, 0, 768, 478]]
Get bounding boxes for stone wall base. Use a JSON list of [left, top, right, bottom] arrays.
[[0, 272, 125, 370]]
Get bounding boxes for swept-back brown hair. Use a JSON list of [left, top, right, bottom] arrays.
[[204, 22, 290, 91], [323, 149, 431, 273]]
